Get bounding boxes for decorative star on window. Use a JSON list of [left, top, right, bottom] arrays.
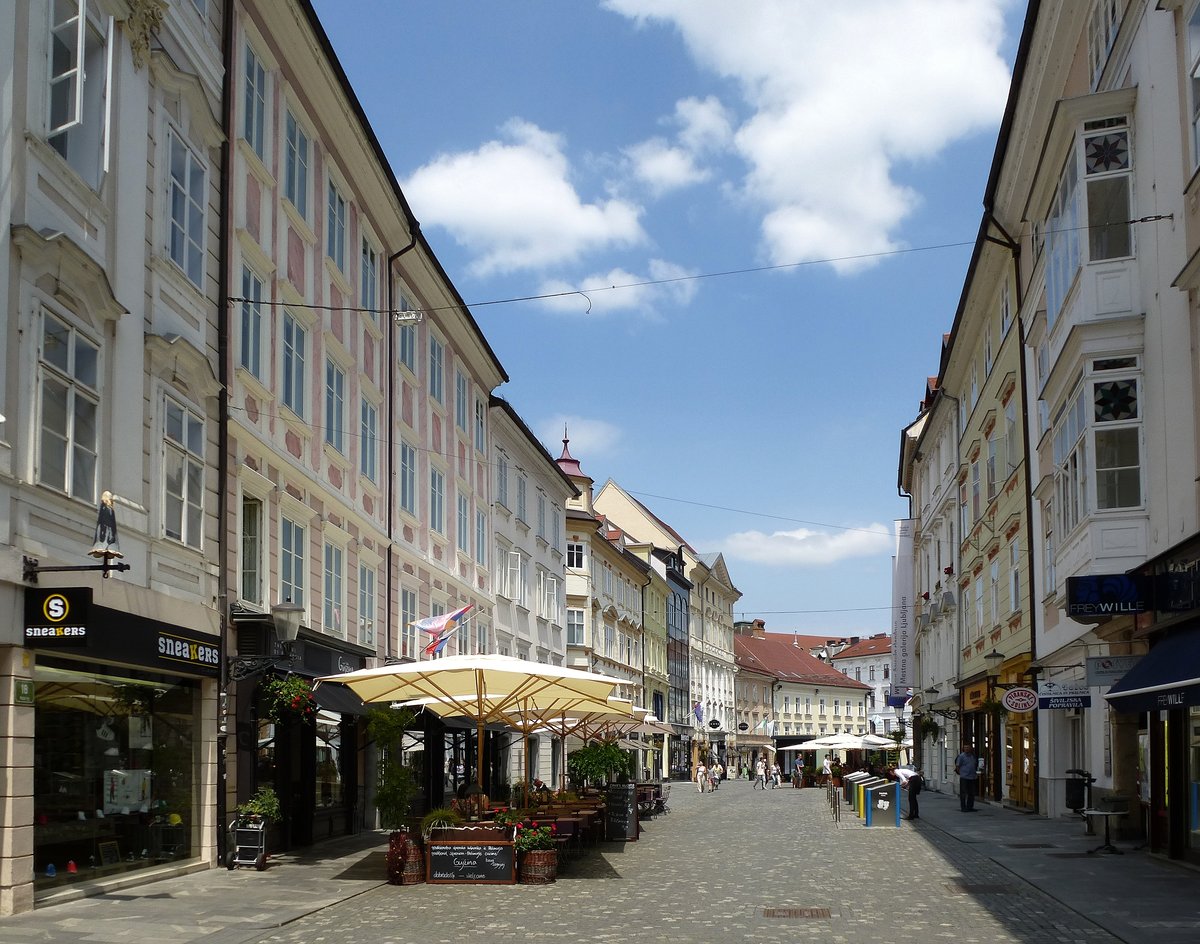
[[1094, 379, 1137, 422], [1085, 132, 1129, 174]]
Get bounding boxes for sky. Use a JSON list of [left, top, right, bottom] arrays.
[[311, 0, 1024, 637]]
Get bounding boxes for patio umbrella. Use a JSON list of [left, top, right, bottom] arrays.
[[317, 654, 621, 789]]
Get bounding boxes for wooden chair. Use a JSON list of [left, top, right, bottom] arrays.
[[654, 783, 671, 815]]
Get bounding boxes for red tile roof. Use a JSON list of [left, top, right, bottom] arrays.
[[830, 634, 892, 660], [734, 634, 870, 690]]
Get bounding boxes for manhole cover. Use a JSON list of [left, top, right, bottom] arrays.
[[762, 907, 832, 919], [1005, 843, 1055, 849], [945, 881, 1013, 894]]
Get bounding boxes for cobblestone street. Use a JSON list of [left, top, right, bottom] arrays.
[[4, 781, 1199, 944]]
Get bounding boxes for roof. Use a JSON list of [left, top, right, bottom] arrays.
[[734, 635, 870, 690], [489, 396, 580, 498], [599, 480, 695, 553], [829, 634, 892, 661]]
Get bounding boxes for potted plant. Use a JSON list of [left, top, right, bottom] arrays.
[[235, 784, 281, 824], [367, 707, 420, 884], [420, 806, 464, 842], [830, 762, 844, 788], [513, 822, 557, 884], [262, 675, 317, 723], [919, 717, 941, 742]]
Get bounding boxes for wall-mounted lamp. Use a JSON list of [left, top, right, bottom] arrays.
[[983, 649, 1005, 677], [228, 601, 305, 681], [923, 687, 960, 720]]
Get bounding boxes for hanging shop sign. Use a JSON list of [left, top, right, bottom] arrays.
[[1085, 655, 1142, 688], [1038, 679, 1091, 709], [24, 587, 91, 645], [1000, 687, 1038, 713], [1066, 574, 1147, 620]]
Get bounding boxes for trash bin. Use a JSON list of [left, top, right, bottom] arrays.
[[1065, 768, 1094, 811]]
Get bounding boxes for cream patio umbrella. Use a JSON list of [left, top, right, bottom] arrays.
[[317, 654, 621, 789]]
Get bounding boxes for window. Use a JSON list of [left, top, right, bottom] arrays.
[[38, 311, 99, 499], [241, 494, 263, 605], [517, 474, 527, 522], [496, 452, 509, 507], [537, 491, 546, 539], [986, 432, 999, 501], [47, 0, 110, 187], [1009, 540, 1021, 613], [1045, 153, 1080, 330], [455, 371, 468, 431], [429, 335, 444, 403], [975, 574, 985, 638], [399, 441, 417, 515], [551, 505, 562, 551], [1087, 0, 1121, 88], [285, 111, 309, 218], [1000, 280, 1012, 337], [243, 42, 267, 161], [240, 266, 264, 378], [324, 360, 345, 453], [360, 399, 378, 483], [324, 542, 344, 635], [361, 239, 378, 324], [971, 460, 981, 522], [401, 587, 417, 658], [282, 311, 306, 418], [989, 559, 1000, 627], [281, 515, 305, 608], [475, 399, 486, 452], [397, 295, 416, 371], [167, 129, 206, 287], [430, 468, 445, 534], [869, 665, 876, 681], [567, 608, 584, 646], [475, 510, 487, 566], [1190, 7, 1200, 167], [1054, 386, 1088, 534], [163, 397, 204, 548], [834, 700, 840, 717], [984, 324, 993, 376], [541, 573, 559, 621], [457, 494, 470, 553], [1094, 377, 1140, 508], [1044, 499, 1057, 595], [567, 542, 584, 569], [476, 620, 489, 655], [326, 181, 347, 272], [1005, 401, 1019, 476], [1084, 122, 1132, 261], [506, 551, 528, 607], [358, 563, 376, 647]]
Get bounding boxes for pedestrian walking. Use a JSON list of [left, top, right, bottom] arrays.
[[711, 761, 723, 790], [696, 761, 707, 793], [821, 755, 832, 786], [754, 757, 767, 790], [955, 743, 978, 812], [770, 762, 781, 789]]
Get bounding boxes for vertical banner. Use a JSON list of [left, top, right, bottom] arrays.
[[891, 519, 915, 691]]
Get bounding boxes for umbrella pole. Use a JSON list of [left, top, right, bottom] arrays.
[[476, 671, 486, 794]]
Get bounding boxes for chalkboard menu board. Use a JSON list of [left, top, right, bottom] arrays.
[[605, 783, 638, 841], [426, 842, 516, 884]]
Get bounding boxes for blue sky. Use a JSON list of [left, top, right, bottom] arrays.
[[312, 0, 1023, 636]]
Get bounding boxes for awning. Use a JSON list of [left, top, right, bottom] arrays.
[[312, 681, 369, 716], [1104, 629, 1200, 714]]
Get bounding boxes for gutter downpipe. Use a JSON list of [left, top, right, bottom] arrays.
[[936, 386, 964, 745], [215, 0, 236, 866], [385, 229, 419, 662], [984, 212, 1040, 813]]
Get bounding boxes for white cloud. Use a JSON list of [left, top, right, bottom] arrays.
[[604, 0, 1012, 273], [537, 415, 622, 458], [721, 524, 893, 567], [625, 138, 709, 195], [403, 119, 645, 276], [537, 258, 698, 316]]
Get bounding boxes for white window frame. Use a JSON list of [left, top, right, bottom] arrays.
[[397, 292, 416, 372], [324, 541, 345, 636], [284, 109, 309, 219], [326, 179, 347, 272], [282, 310, 307, 419], [240, 265, 264, 379], [361, 237, 379, 325], [360, 397, 378, 483], [163, 394, 204, 549], [457, 493, 470, 554], [430, 467, 446, 534], [474, 398, 486, 452], [1009, 539, 1020, 613], [38, 309, 100, 500], [475, 510, 487, 566], [167, 127, 207, 288], [281, 514, 306, 609], [324, 358, 345, 453], [239, 490, 265, 606], [243, 40, 267, 161], [47, 0, 111, 187], [455, 370, 469, 431], [429, 334, 445, 403], [567, 542, 584, 569], [358, 561, 376, 647], [496, 451, 509, 508], [399, 440, 417, 515], [401, 586, 418, 658]]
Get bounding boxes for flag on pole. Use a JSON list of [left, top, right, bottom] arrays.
[[693, 701, 703, 724], [414, 604, 473, 656]]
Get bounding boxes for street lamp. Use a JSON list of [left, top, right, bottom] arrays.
[[227, 601, 305, 681], [923, 686, 960, 721], [983, 650, 1005, 676]]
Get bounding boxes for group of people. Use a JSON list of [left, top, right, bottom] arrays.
[[750, 757, 783, 789], [694, 760, 725, 792]]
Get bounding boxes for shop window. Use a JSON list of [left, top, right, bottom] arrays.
[[33, 662, 197, 888], [315, 714, 344, 811]]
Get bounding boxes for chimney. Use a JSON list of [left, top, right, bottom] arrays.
[[752, 618, 766, 638]]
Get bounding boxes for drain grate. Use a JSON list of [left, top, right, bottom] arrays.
[[762, 907, 832, 919], [1005, 842, 1055, 849], [945, 880, 1013, 895]]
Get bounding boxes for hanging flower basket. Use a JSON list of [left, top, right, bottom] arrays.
[[262, 675, 316, 723]]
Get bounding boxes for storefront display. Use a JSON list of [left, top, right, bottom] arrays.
[[32, 661, 198, 889]]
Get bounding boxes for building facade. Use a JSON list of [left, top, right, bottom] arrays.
[[1, 0, 225, 914]]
